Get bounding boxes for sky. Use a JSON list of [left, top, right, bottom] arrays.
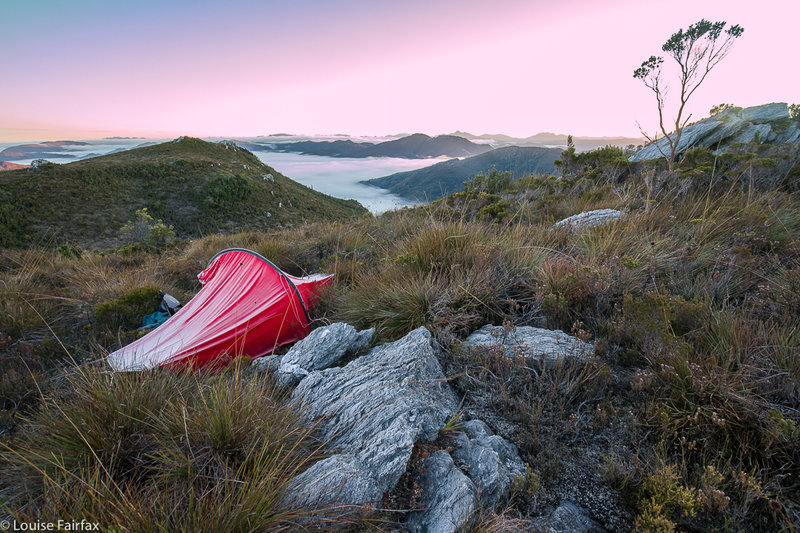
[[1, 0, 797, 142]]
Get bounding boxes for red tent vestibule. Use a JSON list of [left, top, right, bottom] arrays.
[[107, 248, 333, 371]]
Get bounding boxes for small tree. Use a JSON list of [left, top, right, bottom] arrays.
[[120, 208, 175, 250], [634, 20, 744, 170]]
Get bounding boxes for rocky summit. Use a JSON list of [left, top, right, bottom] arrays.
[[630, 102, 800, 162]]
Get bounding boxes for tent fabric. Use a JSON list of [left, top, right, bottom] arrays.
[[107, 248, 333, 371]]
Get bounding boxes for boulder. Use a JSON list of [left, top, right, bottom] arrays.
[[257, 323, 373, 387], [406, 450, 478, 533], [28, 158, 49, 172], [281, 322, 360, 372], [630, 102, 799, 162], [461, 325, 593, 366], [288, 327, 458, 506], [450, 419, 527, 508], [554, 209, 623, 230], [531, 501, 605, 533]]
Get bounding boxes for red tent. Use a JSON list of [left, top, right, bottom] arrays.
[[107, 248, 333, 371]]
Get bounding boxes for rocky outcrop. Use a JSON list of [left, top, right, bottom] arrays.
[[269, 323, 531, 531], [451, 419, 527, 508], [554, 209, 623, 230], [461, 325, 594, 366], [630, 102, 800, 162], [531, 501, 605, 533], [288, 327, 459, 506], [407, 451, 478, 533]]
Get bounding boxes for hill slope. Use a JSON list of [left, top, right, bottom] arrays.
[[0, 161, 29, 171], [243, 133, 492, 158], [0, 137, 367, 248], [363, 146, 562, 200]]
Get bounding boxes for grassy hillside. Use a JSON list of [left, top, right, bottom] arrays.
[[2, 142, 800, 531], [364, 145, 562, 200], [0, 136, 367, 248]]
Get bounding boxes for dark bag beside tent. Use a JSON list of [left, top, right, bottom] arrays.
[[107, 248, 332, 371]]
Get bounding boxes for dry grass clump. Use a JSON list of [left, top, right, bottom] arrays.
[[0, 363, 335, 531]]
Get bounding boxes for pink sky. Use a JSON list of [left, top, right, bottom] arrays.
[[1, 0, 797, 142]]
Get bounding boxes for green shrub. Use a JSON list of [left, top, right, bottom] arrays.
[[120, 207, 175, 250], [94, 285, 161, 332], [202, 173, 256, 211]]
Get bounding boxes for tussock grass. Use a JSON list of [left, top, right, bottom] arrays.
[[0, 364, 335, 530]]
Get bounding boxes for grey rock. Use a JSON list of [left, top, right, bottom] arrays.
[[740, 102, 789, 123], [251, 354, 280, 372], [282, 322, 360, 372], [461, 325, 593, 366], [286, 455, 381, 509], [554, 209, 623, 230], [531, 501, 604, 533], [631, 102, 798, 162], [273, 323, 373, 386], [275, 362, 309, 387], [352, 327, 374, 352], [28, 158, 49, 172], [782, 122, 800, 144], [406, 450, 477, 533], [451, 419, 526, 508], [730, 123, 773, 145], [289, 327, 458, 506]]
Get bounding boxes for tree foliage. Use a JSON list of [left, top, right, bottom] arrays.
[[634, 20, 744, 170]]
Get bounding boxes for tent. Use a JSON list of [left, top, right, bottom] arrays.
[[107, 248, 333, 371]]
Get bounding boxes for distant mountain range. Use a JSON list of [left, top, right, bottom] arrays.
[[236, 134, 492, 159], [0, 140, 90, 160], [364, 146, 562, 201], [449, 131, 643, 152], [0, 137, 367, 248]]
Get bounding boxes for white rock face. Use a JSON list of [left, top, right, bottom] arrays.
[[287, 327, 458, 507], [461, 324, 594, 366], [630, 102, 799, 162], [554, 209, 623, 230]]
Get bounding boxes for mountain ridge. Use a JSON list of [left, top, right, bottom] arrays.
[[238, 133, 492, 159], [364, 145, 562, 201], [0, 137, 367, 248]]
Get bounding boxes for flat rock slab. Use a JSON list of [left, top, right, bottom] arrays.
[[462, 325, 593, 366], [289, 327, 458, 507], [554, 209, 623, 230], [407, 450, 478, 533], [451, 419, 527, 508]]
